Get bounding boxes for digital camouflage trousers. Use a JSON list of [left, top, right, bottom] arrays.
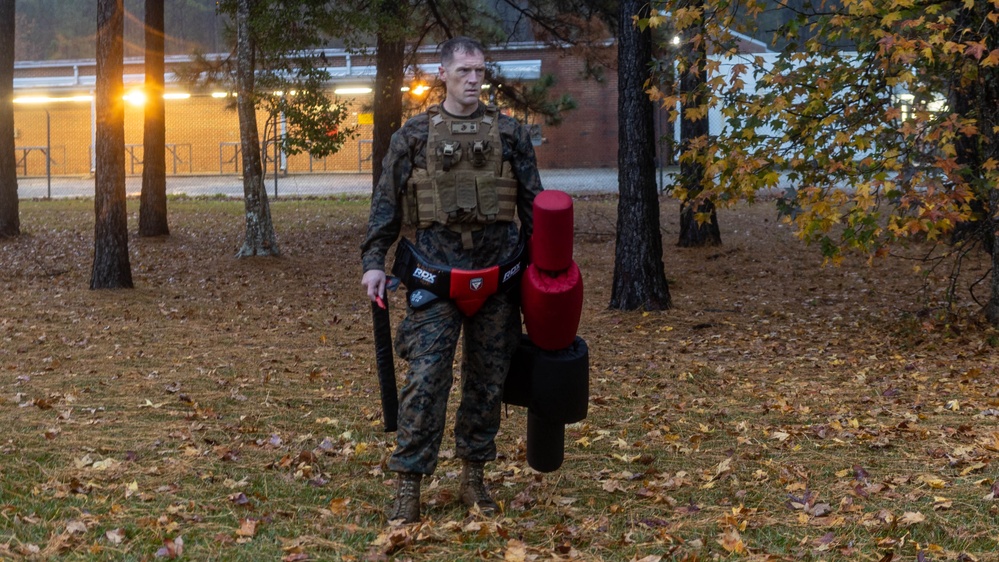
[[389, 290, 520, 475]]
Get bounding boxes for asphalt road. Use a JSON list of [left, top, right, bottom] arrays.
[[15, 168, 645, 199]]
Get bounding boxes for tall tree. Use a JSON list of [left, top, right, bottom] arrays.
[[370, 1, 407, 192], [91, 0, 133, 288], [675, 0, 721, 247], [233, 0, 277, 257], [610, 0, 672, 310], [0, 0, 18, 238], [189, 0, 354, 257], [139, 0, 169, 237]]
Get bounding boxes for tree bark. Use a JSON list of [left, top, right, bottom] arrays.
[[610, 0, 671, 311], [982, 39, 999, 325], [139, 0, 169, 237], [234, 0, 278, 257], [91, 0, 133, 289], [987, 186, 999, 325], [677, 1, 721, 248], [371, 1, 406, 192], [0, 0, 19, 237]]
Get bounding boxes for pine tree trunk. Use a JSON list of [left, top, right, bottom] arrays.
[[371, 3, 405, 192], [610, 0, 671, 311], [91, 0, 133, 289], [234, 0, 278, 258], [676, 1, 721, 248], [0, 0, 19, 238], [987, 187, 999, 325], [983, 58, 999, 325], [139, 0, 169, 237], [678, 199, 721, 247]]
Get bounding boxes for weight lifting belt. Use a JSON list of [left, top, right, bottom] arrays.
[[391, 237, 525, 317]]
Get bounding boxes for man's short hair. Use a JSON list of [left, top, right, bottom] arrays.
[[440, 36, 486, 66]]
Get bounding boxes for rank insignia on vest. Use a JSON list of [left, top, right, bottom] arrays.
[[452, 121, 479, 134]]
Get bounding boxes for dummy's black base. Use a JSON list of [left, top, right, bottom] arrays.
[[503, 336, 589, 424], [527, 411, 565, 473]]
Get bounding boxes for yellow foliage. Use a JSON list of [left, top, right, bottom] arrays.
[[881, 11, 903, 26], [853, 184, 875, 211], [684, 105, 710, 121], [647, 11, 667, 28]]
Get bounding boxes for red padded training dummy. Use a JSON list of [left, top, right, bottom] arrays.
[[521, 259, 583, 350], [530, 190, 574, 272]]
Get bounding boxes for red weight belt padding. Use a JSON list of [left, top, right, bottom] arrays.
[[521, 261, 583, 351], [531, 190, 574, 273], [449, 266, 500, 316], [392, 238, 525, 317]]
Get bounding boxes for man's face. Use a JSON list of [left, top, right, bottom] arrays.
[[439, 48, 486, 114]]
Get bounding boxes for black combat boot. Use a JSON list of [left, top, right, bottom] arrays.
[[387, 472, 422, 523], [458, 461, 499, 515]]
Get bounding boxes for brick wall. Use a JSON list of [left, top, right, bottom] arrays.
[[12, 43, 635, 176], [491, 45, 620, 170]]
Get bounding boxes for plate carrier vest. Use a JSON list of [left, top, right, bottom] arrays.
[[403, 104, 519, 248]]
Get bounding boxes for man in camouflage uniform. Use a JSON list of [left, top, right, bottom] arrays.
[[360, 36, 543, 523]]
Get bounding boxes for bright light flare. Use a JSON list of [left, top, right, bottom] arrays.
[[124, 88, 147, 106]]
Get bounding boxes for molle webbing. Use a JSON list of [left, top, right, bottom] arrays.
[[404, 105, 518, 244]]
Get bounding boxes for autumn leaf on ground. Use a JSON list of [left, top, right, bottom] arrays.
[[813, 532, 837, 552], [603, 479, 624, 493], [960, 462, 986, 476], [371, 524, 417, 556], [918, 475, 948, 489], [236, 518, 258, 538], [899, 511, 926, 525], [229, 492, 252, 507], [706, 457, 733, 482], [807, 502, 833, 517], [328, 498, 350, 515], [65, 520, 88, 534], [932, 496, 953, 510], [504, 539, 528, 562], [155, 537, 183, 559], [717, 527, 747, 554], [91, 458, 119, 471], [105, 528, 126, 546]]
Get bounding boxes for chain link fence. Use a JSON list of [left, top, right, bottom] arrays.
[[12, 93, 642, 199]]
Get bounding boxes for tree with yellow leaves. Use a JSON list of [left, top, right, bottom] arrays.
[[642, 0, 999, 323]]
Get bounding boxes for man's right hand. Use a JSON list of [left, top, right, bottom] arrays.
[[362, 269, 387, 302]]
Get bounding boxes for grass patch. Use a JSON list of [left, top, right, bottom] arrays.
[[1, 197, 998, 560]]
